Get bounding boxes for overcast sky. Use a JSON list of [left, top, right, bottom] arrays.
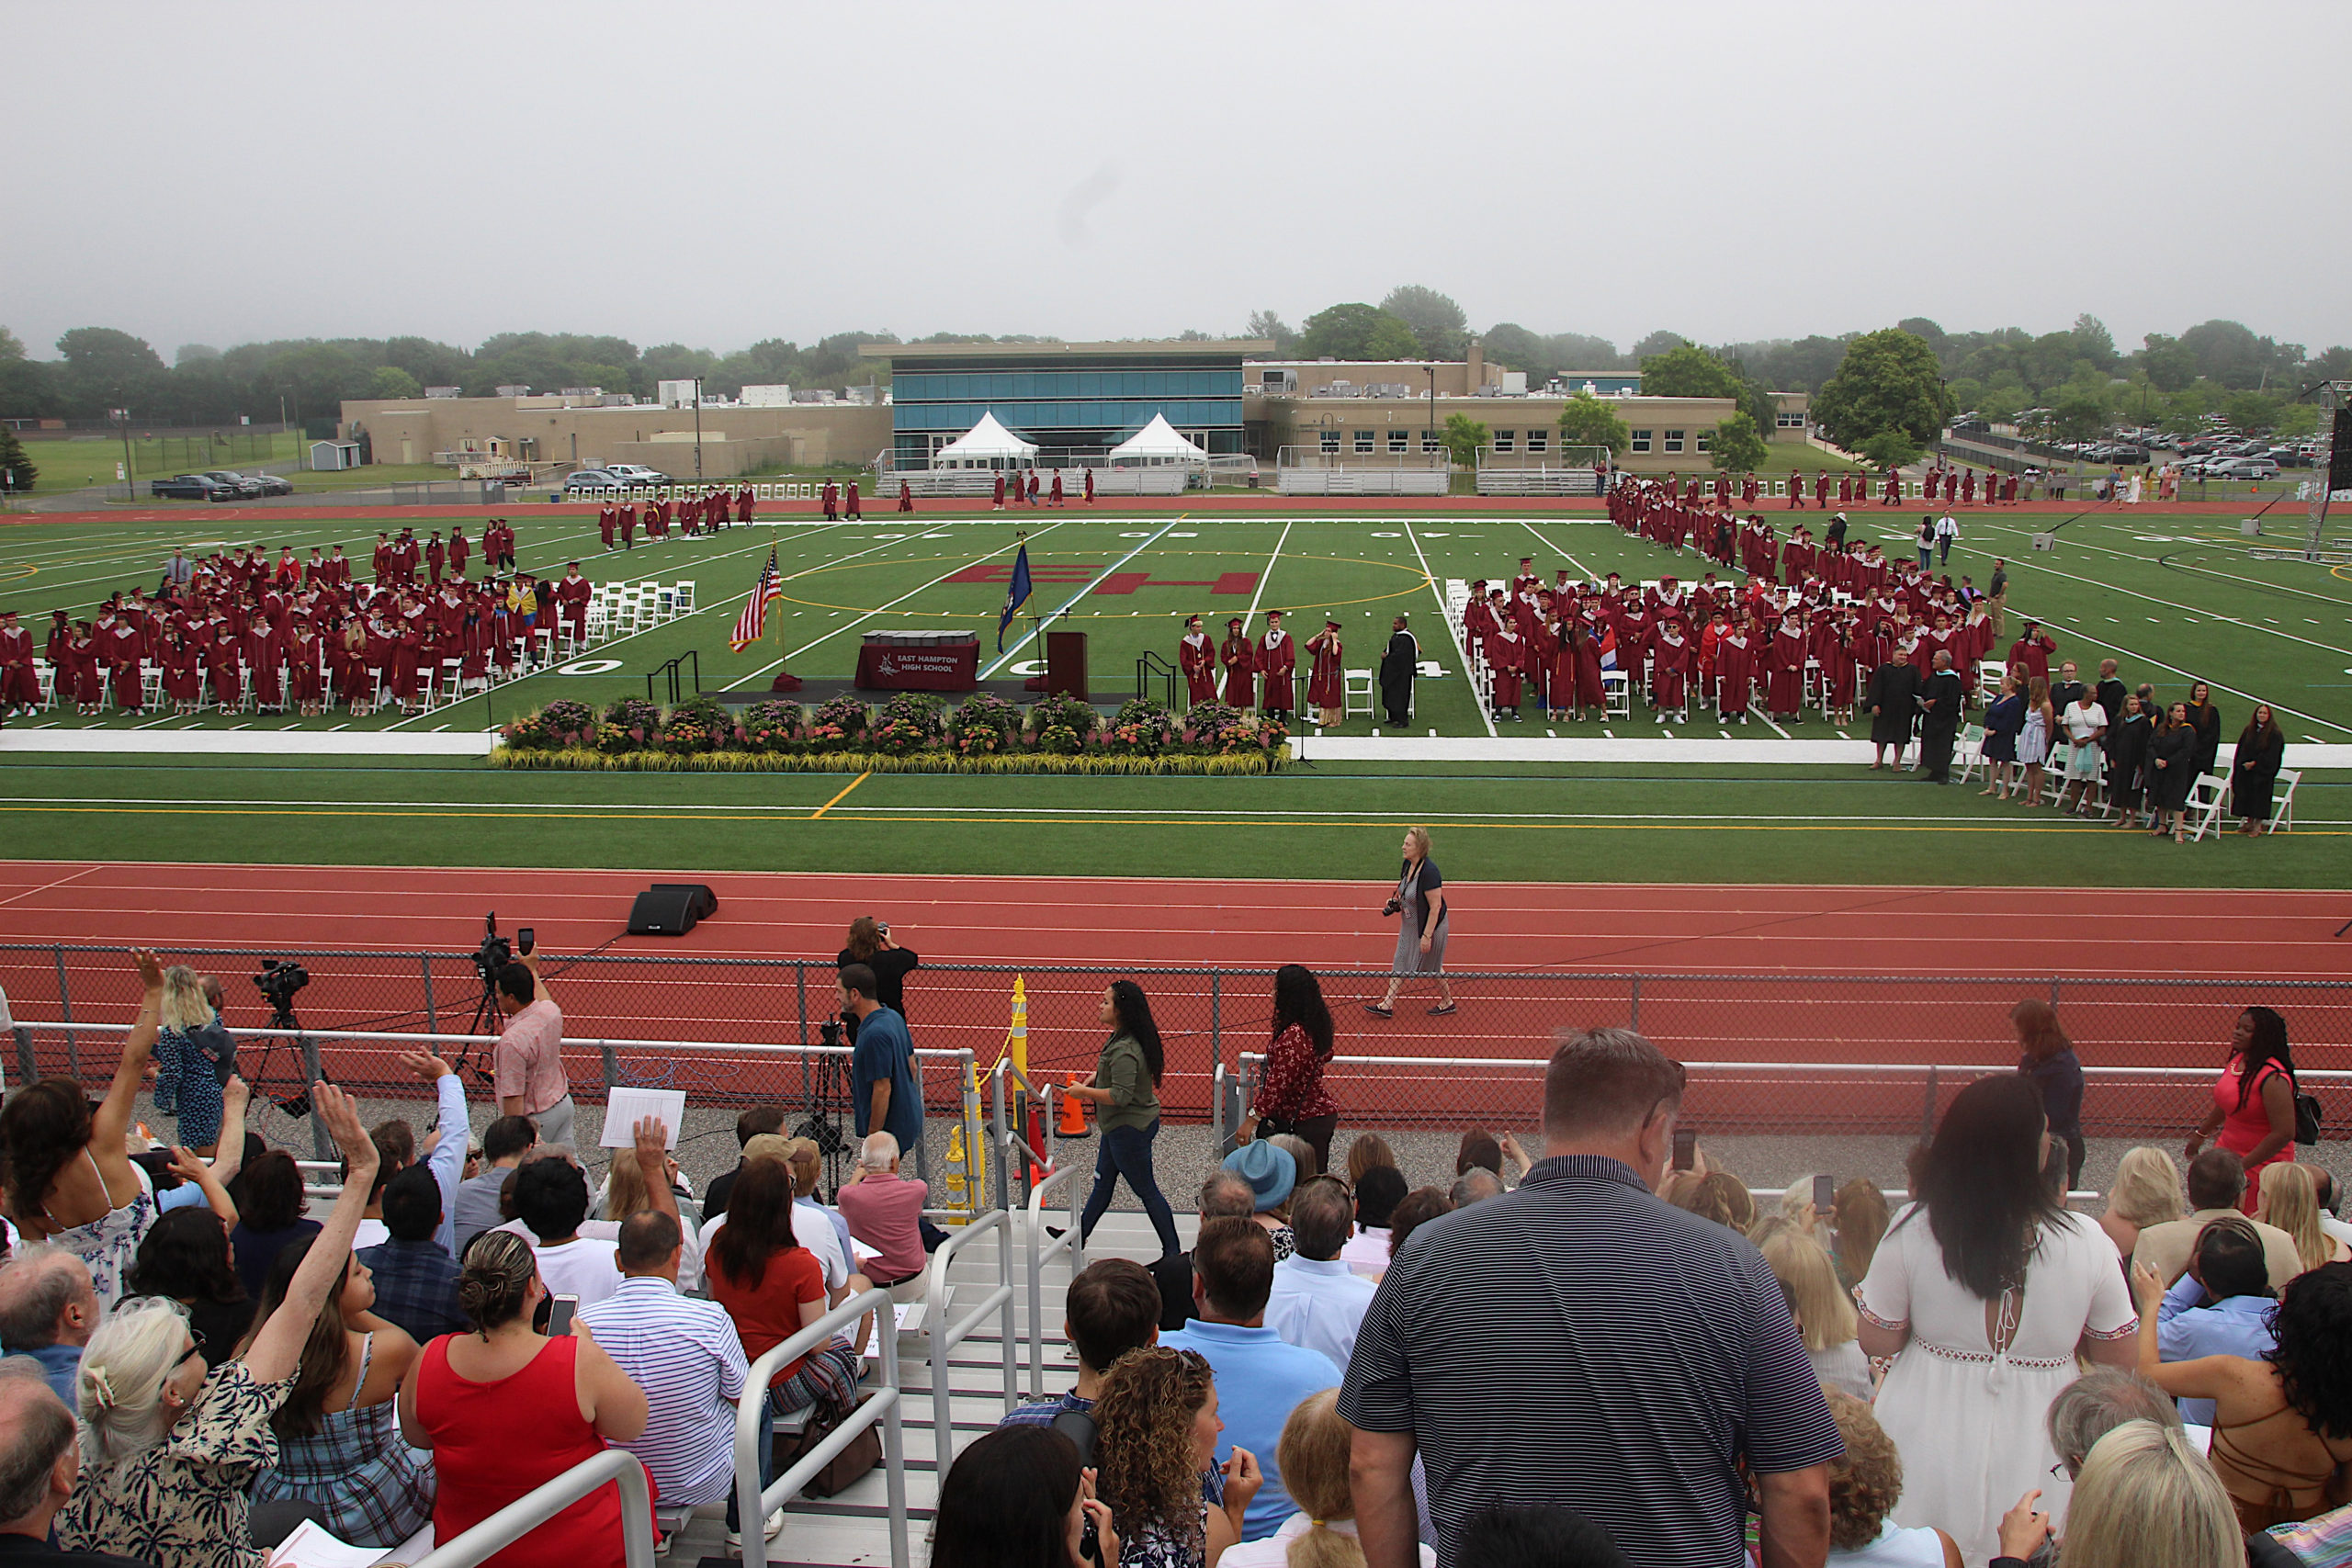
[[10, 0, 2350, 361]]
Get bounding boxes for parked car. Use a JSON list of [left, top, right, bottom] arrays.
[[604, 464, 673, 486], [149, 474, 236, 502], [247, 471, 295, 495], [561, 468, 628, 493], [200, 470, 266, 498], [2107, 446, 2149, 466], [2204, 457, 2280, 479]]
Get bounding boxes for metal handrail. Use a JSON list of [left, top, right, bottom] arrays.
[[923, 1205, 1018, 1470], [1233, 1051, 2352, 1083], [7, 1016, 972, 1065], [734, 1286, 909, 1568], [412, 1448, 656, 1568], [1024, 1124, 1086, 1400]]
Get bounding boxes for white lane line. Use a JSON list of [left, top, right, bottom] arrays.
[[1407, 520, 1498, 739], [1243, 520, 1294, 622]]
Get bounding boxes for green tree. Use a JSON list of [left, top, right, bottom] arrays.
[[1812, 329, 1955, 451], [1555, 391, 1630, 456], [1859, 430, 1922, 469], [2071, 313, 2118, 370], [0, 326, 23, 363], [1438, 412, 1488, 468], [1244, 310, 1296, 355], [1637, 340, 1742, 400], [55, 326, 169, 417], [2222, 389, 2280, 434], [2052, 388, 2106, 444], [1629, 329, 1686, 363], [1379, 285, 1469, 361], [2274, 403, 2320, 440], [1296, 303, 1420, 361], [0, 426, 36, 493], [1708, 412, 1769, 475], [368, 366, 424, 400], [2138, 333, 2198, 393], [2304, 345, 2352, 383]]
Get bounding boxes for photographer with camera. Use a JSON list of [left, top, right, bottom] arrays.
[[492, 941, 572, 1149], [840, 964, 922, 1173]]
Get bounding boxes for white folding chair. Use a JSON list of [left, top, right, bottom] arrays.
[[1955, 726, 1985, 786], [2185, 773, 2230, 841], [141, 660, 164, 709], [1602, 671, 1632, 718], [1343, 669, 1374, 719], [2268, 768, 2300, 833], [34, 659, 57, 711], [672, 581, 695, 614]]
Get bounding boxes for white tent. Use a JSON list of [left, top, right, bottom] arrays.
[[931, 411, 1038, 467], [1107, 412, 1208, 466]]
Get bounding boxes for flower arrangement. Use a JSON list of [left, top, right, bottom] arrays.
[[538, 698, 597, 749], [1102, 698, 1180, 756], [738, 699, 801, 753]]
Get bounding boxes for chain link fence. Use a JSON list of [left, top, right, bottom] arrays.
[[6, 943, 2349, 1140]]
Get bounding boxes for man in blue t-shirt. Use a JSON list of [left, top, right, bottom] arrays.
[[842, 964, 922, 1162]]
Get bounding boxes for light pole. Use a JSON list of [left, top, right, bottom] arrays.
[[1426, 365, 1435, 459], [114, 407, 134, 499], [693, 377, 704, 480]]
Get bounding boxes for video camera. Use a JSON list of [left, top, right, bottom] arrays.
[[470, 912, 514, 985], [251, 958, 310, 1011]]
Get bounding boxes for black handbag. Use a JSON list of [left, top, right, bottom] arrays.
[[2295, 1088, 2323, 1146]]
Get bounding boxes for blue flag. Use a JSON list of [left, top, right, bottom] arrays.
[[998, 537, 1033, 651]]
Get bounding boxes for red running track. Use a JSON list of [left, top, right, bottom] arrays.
[[0, 861, 2342, 977]]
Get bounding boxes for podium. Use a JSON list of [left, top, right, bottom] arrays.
[[1023, 630, 1088, 699]]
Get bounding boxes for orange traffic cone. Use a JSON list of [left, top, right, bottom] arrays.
[[1057, 1077, 1093, 1138]]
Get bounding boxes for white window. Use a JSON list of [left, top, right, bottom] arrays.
[[1319, 430, 1340, 453], [1526, 430, 1548, 453], [1421, 432, 1443, 453], [1664, 429, 1686, 453], [1494, 430, 1515, 453], [1354, 429, 1375, 453], [1387, 429, 1409, 452], [1631, 428, 1653, 454], [1777, 411, 1804, 428], [1696, 431, 1712, 453]]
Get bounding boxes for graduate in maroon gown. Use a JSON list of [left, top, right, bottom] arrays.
[[243, 621, 284, 713], [1025, 472, 1040, 506], [1179, 615, 1217, 707], [1083, 468, 1096, 505], [1715, 625, 1755, 722], [1049, 471, 1065, 507], [992, 472, 1007, 511], [1485, 622, 1524, 721], [1767, 617, 1807, 719], [1256, 610, 1296, 720], [1218, 616, 1256, 707], [846, 480, 863, 519], [898, 480, 914, 513], [1305, 618, 1344, 728], [737, 484, 756, 524], [204, 626, 243, 710], [619, 506, 637, 550], [1787, 468, 1804, 509], [1650, 622, 1690, 720]]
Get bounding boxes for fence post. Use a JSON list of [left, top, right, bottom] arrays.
[[54, 946, 77, 1078], [794, 961, 810, 1126], [1919, 1066, 1939, 1143], [1210, 970, 1223, 1083], [1629, 975, 1642, 1032], [300, 1033, 331, 1160], [421, 954, 437, 1034], [2050, 976, 2063, 1010], [601, 1044, 620, 1093], [12, 1025, 34, 1090]]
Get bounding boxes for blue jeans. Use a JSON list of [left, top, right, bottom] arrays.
[[1079, 1117, 1182, 1258]]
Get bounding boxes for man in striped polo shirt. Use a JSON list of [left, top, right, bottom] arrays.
[[1340, 1028, 1842, 1568]]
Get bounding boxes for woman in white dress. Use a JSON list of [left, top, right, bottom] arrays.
[[2016, 675, 2054, 807], [1857, 1075, 2139, 1564]]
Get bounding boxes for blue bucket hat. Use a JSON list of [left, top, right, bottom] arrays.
[[1222, 1142, 1296, 1212]]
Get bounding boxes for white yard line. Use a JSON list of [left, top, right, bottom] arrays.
[[1515, 518, 1600, 581], [721, 528, 1027, 689], [1243, 520, 1294, 621], [1407, 520, 1497, 739], [981, 517, 1175, 680]]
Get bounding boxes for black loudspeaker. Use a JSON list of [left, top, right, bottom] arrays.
[[2329, 408, 2352, 495], [627, 883, 718, 936]]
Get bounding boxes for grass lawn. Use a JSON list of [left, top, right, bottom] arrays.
[[16, 431, 304, 491], [0, 753, 2340, 886]]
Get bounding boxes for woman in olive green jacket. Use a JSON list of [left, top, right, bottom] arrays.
[[1067, 980, 1182, 1258]]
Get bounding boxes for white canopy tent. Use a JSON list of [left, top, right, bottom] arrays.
[[1106, 412, 1208, 466], [931, 410, 1038, 468]]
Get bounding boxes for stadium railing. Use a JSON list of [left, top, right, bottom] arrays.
[[8, 945, 2348, 1140], [412, 1448, 658, 1568], [735, 1286, 911, 1568]]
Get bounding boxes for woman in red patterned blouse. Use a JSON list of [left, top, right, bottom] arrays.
[[1234, 964, 1340, 1173]]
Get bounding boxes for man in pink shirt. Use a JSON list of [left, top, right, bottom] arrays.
[[492, 945, 572, 1147], [833, 1132, 930, 1292]]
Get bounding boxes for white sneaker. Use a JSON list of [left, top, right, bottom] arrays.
[[724, 1507, 786, 1549]]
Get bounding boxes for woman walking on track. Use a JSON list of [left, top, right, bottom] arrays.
[[1234, 964, 1340, 1174], [1069, 980, 1183, 1258], [1367, 827, 1453, 1018], [2188, 1005, 2299, 1213]]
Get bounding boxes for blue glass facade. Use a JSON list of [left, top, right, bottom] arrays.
[[888, 351, 1246, 462]]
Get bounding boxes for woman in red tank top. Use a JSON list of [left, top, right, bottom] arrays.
[[398, 1230, 649, 1568], [2188, 1006, 2298, 1215]]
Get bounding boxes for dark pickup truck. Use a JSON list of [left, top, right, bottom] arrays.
[[149, 474, 236, 502]]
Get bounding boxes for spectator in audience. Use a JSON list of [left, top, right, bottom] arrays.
[[577, 1212, 748, 1529], [356, 1165, 466, 1348], [833, 1132, 929, 1292], [125, 1210, 251, 1371], [1092, 1346, 1261, 1568], [1164, 1218, 1340, 1541], [398, 1227, 648, 1568], [1, 950, 169, 1310], [2014, 1419, 2240, 1568], [1858, 1075, 2138, 1562], [1070, 982, 1182, 1259], [2098, 1147, 2186, 1263], [1449, 1506, 1630, 1568], [2257, 1163, 2349, 1273], [1666, 1168, 1753, 1232], [0, 1359, 158, 1568], [511, 1157, 620, 1310], [1233, 965, 1340, 1177], [1220, 1145, 1297, 1262], [1152, 1173, 1260, 1331], [599, 1140, 703, 1292], [346, 1127, 405, 1256], [701, 1106, 786, 1224], [2312, 1169, 2352, 1251], [2152, 1215, 2277, 1426], [2013, 998, 2086, 1189], [1451, 1128, 1529, 1186], [1779, 1178, 1828, 1237], [1819, 1390, 1962, 1568], [1267, 1134, 1320, 1188], [786, 1137, 860, 1279], [1341, 1168, 1407, 1280], [1758, 1223, 1872, 1401], [0, 1247, 100, 1403], [59, 1086, 379, 1568], [1343, 1135, 1396, 1189], [243, 1234, 434, 1547], [153, 966, 235, 1158], [492, 947, 571, 1150], [1265, 1179, 1377, 1369], [1446, 1169, 1502, 1208], [1003, 1258, 1161, 1427], [1383, 1189, 1451, 1261], [1343, 1027, 1840, 1568], [931, 1425, 1114, 1568], [2132, 1258, 2352, 1531], [450, 1114, 537, 1258], [1220, 1389, 1433, 1567], [388, 1052, 469, 1258], [228, 1152, 317, 1301], [2044, 1369, 2182, 1483], [1833, 1179, 1892, 1292], [2132, 1149, 2303, 1290]]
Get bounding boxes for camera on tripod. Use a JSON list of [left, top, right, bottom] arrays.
[[470, 913, 514, 986], [252, 958, 310, 1010]]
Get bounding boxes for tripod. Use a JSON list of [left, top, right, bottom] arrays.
[[791, 1019, 854, 1195]]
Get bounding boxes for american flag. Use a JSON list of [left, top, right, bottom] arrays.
[[730, 547, 784, 651]]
